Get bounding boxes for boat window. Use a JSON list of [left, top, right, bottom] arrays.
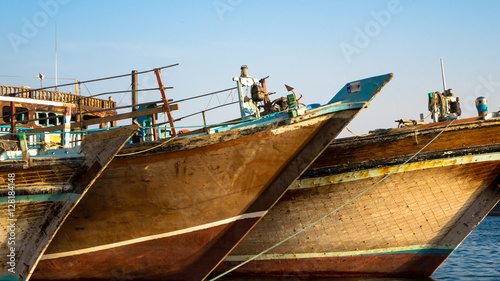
[[2, 106, 29, 124], [37, 112, 48, 126], [48, 112, 57, 125], [36, 112, 64, 126]]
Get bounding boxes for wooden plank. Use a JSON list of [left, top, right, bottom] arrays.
[[27, 105, 179, 134], [0, 95, 77, 108], [3, 125, 139, 281]]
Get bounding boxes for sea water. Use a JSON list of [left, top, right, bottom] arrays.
[[219, 216, 499, 281], [432, 215, 500, 281]]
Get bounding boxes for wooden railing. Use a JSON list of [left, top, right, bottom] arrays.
[[0, 85, 116, 109]]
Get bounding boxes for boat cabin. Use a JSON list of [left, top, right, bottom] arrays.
[[0, 85, 117, 149]]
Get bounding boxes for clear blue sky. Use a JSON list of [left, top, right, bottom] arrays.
[[2, 0, 500, 136]]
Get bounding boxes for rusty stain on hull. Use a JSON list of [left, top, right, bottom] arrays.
[[217, 117, 500, 278], [292, 152, 500, 189]]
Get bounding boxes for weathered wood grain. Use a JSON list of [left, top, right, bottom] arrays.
[[34, 111, 359, 281], [0, 125, 138, 281], [217, 117, 500, 278]]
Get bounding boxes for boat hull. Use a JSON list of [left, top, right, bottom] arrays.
[[34, 73, 393, 280], [33, 111, 354, 280], [217, 118, 500, 278], [0, 126, 137, 281], [489, 203, 500, 216]]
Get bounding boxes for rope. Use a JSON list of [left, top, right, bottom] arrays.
[[0, 125, 132, 136], [0, 65, 178, 121], [345, 127, 363, 137], [7, 64, 179, 95], [0, 117, 246, 137], [210, 119, 456, 280], [420, 111, 432, 121], [116, 136, 177, 157], [223, 89, 235, 104]]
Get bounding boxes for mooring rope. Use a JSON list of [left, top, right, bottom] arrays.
[[115, 136, 178, 157], [210, 119, 456, 280], [345, 127, 363, 137]]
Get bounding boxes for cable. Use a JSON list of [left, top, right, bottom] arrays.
[[6, 64, 179, 95], [210, 119, 456, 280], [116, 136, 177, 157], [346, 127, 363, 137]]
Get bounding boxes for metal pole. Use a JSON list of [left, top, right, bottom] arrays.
[[132, 70, 138, 122], [202, 110, 207, 127], [131, 70, 141, 143], [235, 78, 246, 120], [440, 58, 447, 93], [55, 23, 58, 92]]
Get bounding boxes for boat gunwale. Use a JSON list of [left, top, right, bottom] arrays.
[[330, 116, 500, 149]]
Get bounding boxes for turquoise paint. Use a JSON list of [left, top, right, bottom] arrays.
[[0, 275, 25, 281], [328, 73, 393, 105], [0, 193, 80, 205], [209, 73, 392, 134]]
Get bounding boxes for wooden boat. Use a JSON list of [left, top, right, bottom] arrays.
[[31, 68, 393, 280], [0, 86, 138, 281], [489, 204, 500, 216], [217, 89, 500, 278]]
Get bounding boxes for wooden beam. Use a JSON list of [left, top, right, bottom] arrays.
[[154, 68, 177, 137], [27, 104, 179, 134]]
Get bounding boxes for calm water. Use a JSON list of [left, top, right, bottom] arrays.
[[432, 216, 500, 281], [219, 216, 500, 281]]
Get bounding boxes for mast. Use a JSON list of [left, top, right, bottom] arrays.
[[55, 23, 58, 91], [440, 58, 446, 93]]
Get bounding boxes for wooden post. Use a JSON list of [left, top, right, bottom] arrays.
[[132, 70, 138, 123], [131, 70, 141, 143], [63, 107, 71, 147], [78, 98, 84, 144], [10, 98, 16, 140], [151, 111, 158, 141], [154, 68, 177, 137], [109, 96, 116, 127]]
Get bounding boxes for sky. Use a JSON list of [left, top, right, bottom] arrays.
[[2, 0, 500, 137]]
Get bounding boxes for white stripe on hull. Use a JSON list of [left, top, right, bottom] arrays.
[[41, 210, 266, 260], [291, 152, 500, 190]]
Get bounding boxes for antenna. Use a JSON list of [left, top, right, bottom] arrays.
[[55, 23, 58, 91], [440, 58, 446, 93]]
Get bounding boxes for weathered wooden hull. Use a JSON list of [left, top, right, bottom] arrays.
[[0, 126, 137, 281], [489, 203, 500, 216], [33, 111, 354, 280], [33, 73, 392, 281], [217, 117, 500, 278]]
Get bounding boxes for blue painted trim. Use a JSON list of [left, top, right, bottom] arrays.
[[209, 73, 393, 134], [328, 73, 392, 105], [0, 193, 80, 205], [0, 275, 25, 281]]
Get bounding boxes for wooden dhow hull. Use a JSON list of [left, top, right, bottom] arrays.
[[0, 126, 138, 281], [33, 74, 393, 280], [489, 203, 500, 216], [217, 117, 500, 278]]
